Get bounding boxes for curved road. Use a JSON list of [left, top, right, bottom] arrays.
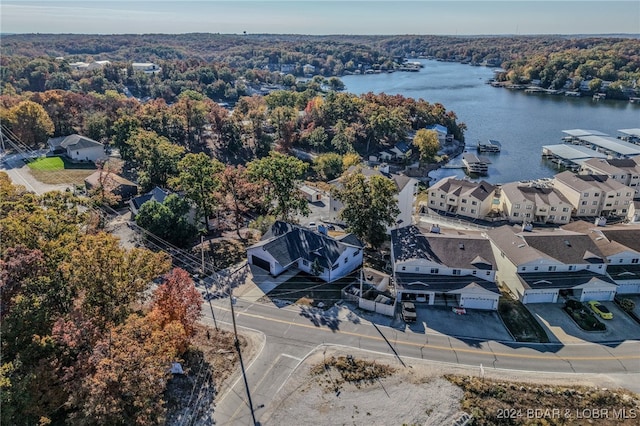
[[207, 297, 640, 425]]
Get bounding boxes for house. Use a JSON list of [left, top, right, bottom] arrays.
[[390, 225, 500, 310], [500, 181, 572, 224], [132, 62, 161, 74], [553, 171, 633, 218], [426, 124, 449, 144], [84, 170, 138, 202], [246, 221, 363, 282], [487, 225, 615, 303], [299, 184, 322, 202], [47, 134, 105, 163], [129, 187, 171, 216], [389, 141, 412, 160], [427, 177, 497, 220], [628, 201, 640, 223], [328, 165, 418, 232], [579, 157, 640, 196], [564, 221, 640, 294], [302, 64, 316, 75], [69, 60, 110, 71]]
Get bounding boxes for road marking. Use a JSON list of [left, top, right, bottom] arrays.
[[281, 353, 302, 362], [227, 308, 640, 362]]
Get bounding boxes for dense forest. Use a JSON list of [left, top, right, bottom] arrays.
[[2, 34, 639, 100]]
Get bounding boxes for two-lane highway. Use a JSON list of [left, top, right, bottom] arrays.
[[209, 296, 640, 425]]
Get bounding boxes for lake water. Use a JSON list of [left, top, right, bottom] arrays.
[[341, 60, 639, 184]]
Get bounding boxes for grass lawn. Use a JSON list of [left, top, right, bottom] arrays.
[[266, 273, 356, 308], [26, 156, 96, 185], [498, 297, 550, 343]]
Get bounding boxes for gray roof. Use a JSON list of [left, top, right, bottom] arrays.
[[430, 177, 495, 201], [542, 144, 607, 161], [49, 134, 103, 150], [599, 228, 640, 254], [606, 264, 640, 281], [554, 170, 628, 192], [619, 129, 640, 138], [334, 166, 415, 192], [256, 221, 363, 269], [487, 225, 605, 266], [130, 187, 170, 210], [578, 135, 640, 157], [395, 273, 499, 294], [518, 271, 616, 291], [501, 181, 571, 206], [391, 225, 495, 270], [562, 129, 609, 137]]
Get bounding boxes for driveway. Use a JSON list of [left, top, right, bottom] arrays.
[[1, 153, 70, 194], [402, 305, 514, 342], [526, 302, 640, 344]]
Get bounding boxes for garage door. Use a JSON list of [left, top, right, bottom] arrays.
[[523, 291, 557, 304], [616, 283, 640, 294], [460, 296, 497, 310], [251, 255, 271, 272], [581, 290, 615, 302]]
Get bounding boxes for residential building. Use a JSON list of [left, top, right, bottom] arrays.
[[47, 134, 105, 163], [389, 141, 412, 160], [69, 60, 110, 71], [329, 165, 418, 232], [426, 124, 449, 144], [84, 170, 138, 202], [132, 62, 161, 74], [553, 171, 633, 217], [390, 225, 500, 310], [427, 177, 497, 220], [129, 187, 170, 216], [579, 157, 640, 196], [500, 181, 572, 224], [564, 221, 640, 294], [246, 221, 363, 282], [299, 184, 322, 202], [487, 225, 615, 304]]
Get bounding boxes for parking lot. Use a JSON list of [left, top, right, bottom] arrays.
[[402, 305, 514, 342], [526, 301, 640, 344]]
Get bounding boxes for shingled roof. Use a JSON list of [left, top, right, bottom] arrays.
[[430, 177, 495, 201], [49, 134, 103, 150], [255, 221, 363, 269]]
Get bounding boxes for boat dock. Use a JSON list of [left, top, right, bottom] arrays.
[[462, 153, 489, 175], [561, 129, 640, 158], [477, 139, 501, 153], [541, 144, 607, 171]]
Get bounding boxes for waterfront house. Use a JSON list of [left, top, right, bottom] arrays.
[[500, 181, 572, 225], [487, 225, 615, 304], [246, 221, 363, 282], [389, 141, 412, 160], [579, 157, 640, 197], [553, 171, 633, 218], [426, 124, 449, 144], [427, 177, 496, 220], [390, 225, 500, 310], [328, 165, 418, 233], [47, 134, 105, 163]]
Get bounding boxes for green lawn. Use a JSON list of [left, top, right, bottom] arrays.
[[27, 156, 65, 171]]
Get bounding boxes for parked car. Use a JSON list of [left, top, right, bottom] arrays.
[[588, 301, 613, 320], [401, 301, 417, 323]]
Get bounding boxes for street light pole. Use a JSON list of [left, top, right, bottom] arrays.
[[229, 287, 258, 426], [201, 236, 218, 330]]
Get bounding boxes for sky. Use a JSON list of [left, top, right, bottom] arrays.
[[1, 1, 639, 36]]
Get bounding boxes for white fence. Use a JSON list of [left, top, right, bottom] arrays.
[[358, 298, 395, 317]]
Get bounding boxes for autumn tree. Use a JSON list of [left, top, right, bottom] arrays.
[[334, 172, 399, 248], [247, 152, 310, 221], [313, 152, 343, 181], [135, 193, 198, 247], [2, 100, 54, 147], [216, 164, 263, 238], [128, 129, 185, 191], [151, 268, 203, 337], [169, 153, 223, 232], [413, 128, 440, 163]]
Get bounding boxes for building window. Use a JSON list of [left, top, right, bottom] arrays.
[[561, 216, 567, 221], [592, 201, 598, 205], [354, 250, 360, 257], [627, 192, 632, 197], [472, 270, 477, 275], [526, 205, 533, 209], [452, 269, 460, 275], [431, 192, 436, 197], [461, 199, 467, 204], [471, 209, 476, 214], [534, 266, 539, 271], [550, 206, 557, 211], [302, 260, 309, 266], [514, 203, 520, 209], [521, 267, 526, 271], [619, 258, 624, 263], [332, 264, 339, 270], [548, 266, 556, 272], [590, 209, 597, 214], [431, 268, 439, 274], [525, 213, 531, 218], [440, 194, 445, 199], [415, 266, 419, 271], [562, 207, 569, 212], [471, 201, 477, 206], [549, 215, 555, 220], [583, 192, 589, 197], [439, 202, 444, 207], [579, 209, 585, 214], [614, 200, 619, 205], [486, 271, 491, 276], [632, 259, 639, 264], [513, 212, 519, 217], [568, 265, 575, 271], [344, 257, 348, 264], [401, 266, 406, 271], [581, 201, 588, 206], [460, 207, 466, 212]]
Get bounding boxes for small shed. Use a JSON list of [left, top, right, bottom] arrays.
[[299, 184, 322, 202]]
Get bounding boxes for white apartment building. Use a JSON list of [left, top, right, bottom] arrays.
[[553, 171, 633, 217], [500, 181, 572, 225], [427, 177, 496, 220], [579, 156, 640, 197]]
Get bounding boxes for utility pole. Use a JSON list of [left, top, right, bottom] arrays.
[[229, 287, 258, 426], [201, 236, 218, 330]]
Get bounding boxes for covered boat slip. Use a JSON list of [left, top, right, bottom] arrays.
[[561, 128, 640, 158], [541, 143, 607, 169]]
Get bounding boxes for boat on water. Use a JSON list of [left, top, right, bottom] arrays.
[[477, 139, 502, 153], [462, 153, 489, 175]]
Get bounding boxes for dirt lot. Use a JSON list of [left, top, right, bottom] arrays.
[[260, 347, 639, 426]]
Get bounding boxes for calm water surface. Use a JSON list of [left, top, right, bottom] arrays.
[[341, 60, 639, 184]]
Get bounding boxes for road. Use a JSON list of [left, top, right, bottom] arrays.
[[207, 295, 640, 425]]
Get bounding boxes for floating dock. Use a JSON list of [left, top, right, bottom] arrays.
[[477, 139, 501, 153], [462, 153, 489, 175]]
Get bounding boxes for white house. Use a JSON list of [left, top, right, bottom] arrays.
[[579, 157, 640, 197], [553, 171, 633, 218], [132, 62, 161, 74], [328, 165, 418, 233], [426, 124, 449, 144], [564, 221, 640, 294], [487, 225, 616, 304], [47, 134, 105, 163], [390, 225, 500, 310], [427, 177, 497, 220], [246, 221, 363, 283], [299, 184, 322, 202], [500, 181, 572, 225]]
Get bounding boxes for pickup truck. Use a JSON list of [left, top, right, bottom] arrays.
[[401, 301, 417, 322]]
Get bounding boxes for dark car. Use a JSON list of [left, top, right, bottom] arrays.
[[401, 301, 417, 322]]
